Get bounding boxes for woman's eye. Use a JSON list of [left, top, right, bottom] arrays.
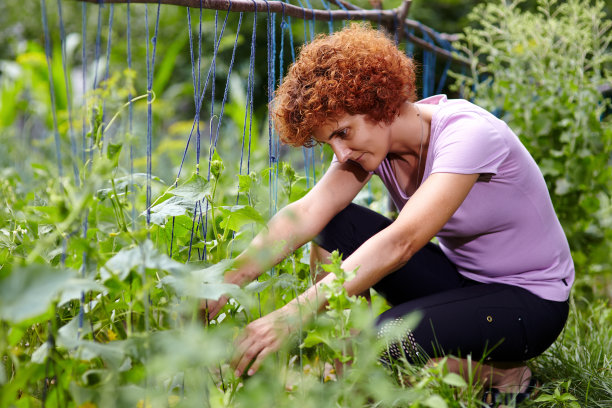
[[338, 129, 348, 138]]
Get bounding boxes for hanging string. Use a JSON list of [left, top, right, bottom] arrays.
[[279, 3, 287, 88], [196, 0, 204, 174], [435, 38, 452, 95], [175, 4, 202, 184], [211, 10, 219, 136], [245, 2, 258, 175], [301, 0, 316, 41], [214, 9, 243, 148], [77, 0, 90, 342], [294, 0, 309, 44], [320, 0, 334, 33], [332, 0, 348, 27], [262, 0, 279, 217], [100, 4, 115, 150], [404, 27, 415, 57], [93, 4, 103, 90], [175, 4, 231, 182], [81, 3, 88, 167], [145, 1, 162, 228], [420, 25, 435, 98], [127, 0, 137, 229], [40, 0, 64, 183], [57, 0, 80, 184]]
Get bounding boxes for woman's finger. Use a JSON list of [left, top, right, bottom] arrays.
[[245, 345, 276, 376], [233, 339, 264, 377]]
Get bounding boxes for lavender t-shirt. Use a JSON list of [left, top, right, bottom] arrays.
[[375, 95, 574, 302]]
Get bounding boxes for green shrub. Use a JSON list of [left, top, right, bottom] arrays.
[[451, 0, 612, 288]]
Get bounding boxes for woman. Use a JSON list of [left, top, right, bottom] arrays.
[[203, 23, 574, 405]]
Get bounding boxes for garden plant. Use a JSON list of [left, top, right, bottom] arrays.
[[0, 0, 611, 407]]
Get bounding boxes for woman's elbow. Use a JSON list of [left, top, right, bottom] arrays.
[[393, 236, 422, 265]]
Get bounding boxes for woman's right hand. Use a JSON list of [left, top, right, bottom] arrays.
[[199, 295, 229, 323]]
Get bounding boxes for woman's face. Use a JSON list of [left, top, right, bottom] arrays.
[[312, 114, 391, 172]]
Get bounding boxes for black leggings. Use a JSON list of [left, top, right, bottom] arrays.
[[314, 203, 569, 363]]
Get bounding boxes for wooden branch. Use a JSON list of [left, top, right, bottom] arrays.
[[78, 0, 466, 65], [395, 0, 411, 41]]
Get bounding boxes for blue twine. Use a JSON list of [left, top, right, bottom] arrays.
[[127, 0, 136, 229], [238, 3, 257, 179], [435, 39, 452, 95], [81, 3, 88, 166], [332, 0, 348, 27], [302, 0, 316, 41], [196, 1, 204, 173], [78, 0, 89, 341], [176, 6, 199, 181], [144, 1, 162, 227], [57, 0, 79, 185], [93, 5, 103, 90], [294, 0, 309, 44], [319, 0, 334, 33], [279, 3, 287, 82], [40, 0, 64, 182], [404, 27, 415, 57], [204, 6, 232, 176], [100, 4, 114, 149], [214, 9, 243, 148], [209, 9, 219, 159], [287, 16, 296, 63]]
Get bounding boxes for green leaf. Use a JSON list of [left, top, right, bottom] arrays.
[[301, 332, 329, 348], [160, 260, 241, 300], [101, 240, 186, 281], [442, 373, 467, 388], [58, 278, 106, 306], [238, 174, 252, 193], [0, 265, 75, 323], [172, 173, 211, 201], [218, 205, 266, 232], [148, 196, 192, 225], [424, 395, 448, 408], [534, 394, 555, 402], [107, 142, 123, 162]]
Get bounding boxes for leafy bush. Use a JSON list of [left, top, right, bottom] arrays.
[[451, 0, 612, 289]]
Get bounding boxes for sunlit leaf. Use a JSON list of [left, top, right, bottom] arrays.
[[101, 240, 186, 281], [218, 205, 266, 232], [424, 395, 448, 408], [442, 372, 467, 388], [172, 173, 211, 201]]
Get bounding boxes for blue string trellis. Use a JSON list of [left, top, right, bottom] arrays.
[[39, 0, 465, 343]]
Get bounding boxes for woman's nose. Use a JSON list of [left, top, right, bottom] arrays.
[[333, 142, 351, 163]]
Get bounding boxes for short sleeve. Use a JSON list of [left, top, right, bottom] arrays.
[[431, 111, 510, 176]]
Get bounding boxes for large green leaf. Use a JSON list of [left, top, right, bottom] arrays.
[[0, 265, 74, 323], [218, 205, 266, 232], [147, 173, 211, 225], [58, 278, 106, 306], [148, 196, 192, 225], [160, 260, 241, 300], [172, 173, 211, 202], [101, 240, 186, 281]]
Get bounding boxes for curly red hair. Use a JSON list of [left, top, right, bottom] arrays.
[[271, 23, 417, 147]]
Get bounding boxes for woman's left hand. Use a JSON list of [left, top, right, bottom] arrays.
[[231, 308, 293, 377]]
